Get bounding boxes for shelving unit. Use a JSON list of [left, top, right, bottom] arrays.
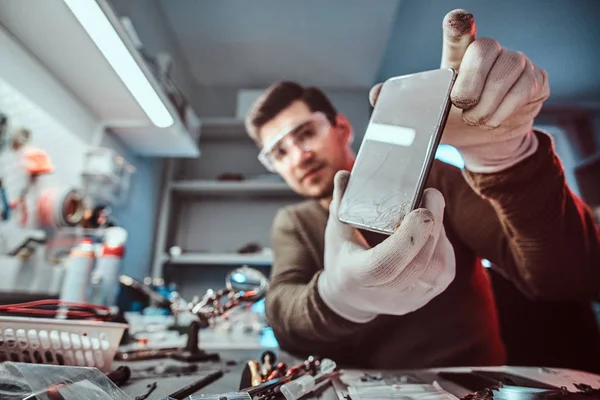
[[162, 252, 274, 266], [170, 180, 293, 195], [152, 117, 301, 281]]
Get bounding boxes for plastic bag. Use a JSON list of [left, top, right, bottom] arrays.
[[0, 362, 131, 400]]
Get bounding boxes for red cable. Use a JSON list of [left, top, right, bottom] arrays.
[[0, 299, 112, 320]]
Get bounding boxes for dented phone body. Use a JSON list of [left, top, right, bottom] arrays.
[[338, 68, 456, 235]]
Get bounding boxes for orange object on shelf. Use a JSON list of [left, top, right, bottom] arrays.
[[24, 148, 54, 175]]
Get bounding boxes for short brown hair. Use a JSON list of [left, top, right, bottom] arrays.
[[244, 81, 337, 147]]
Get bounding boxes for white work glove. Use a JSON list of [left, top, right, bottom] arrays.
[[370, 10, 551, 174], [317, 171, 456, 323]]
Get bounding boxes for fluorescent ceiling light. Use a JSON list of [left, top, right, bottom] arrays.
[[63, 0, 174, 128]]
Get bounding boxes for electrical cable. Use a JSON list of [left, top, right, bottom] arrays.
[[0, 299, 112, 321]]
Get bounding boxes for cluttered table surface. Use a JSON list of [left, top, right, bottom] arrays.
[[2, 317, 600, 400], [109, 327, 600, 400], [115, 348, 330, 400], [113, 348, 600, 400]]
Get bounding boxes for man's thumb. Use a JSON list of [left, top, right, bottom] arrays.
[[330, 170, 350, 215], [326, 170, 367, 246], [440, 9, 477, 71]]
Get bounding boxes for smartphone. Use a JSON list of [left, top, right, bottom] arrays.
[[338, 68, 456, 235]]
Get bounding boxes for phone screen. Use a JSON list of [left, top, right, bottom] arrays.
[[338, 68, 455, 234]]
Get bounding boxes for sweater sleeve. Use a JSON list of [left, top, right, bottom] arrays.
[[264, 207, 365, 354], [458, 130, 600, 301]]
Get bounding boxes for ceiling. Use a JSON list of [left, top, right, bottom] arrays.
[[153, 0, 600, 105], [157, 0, 401, 89]]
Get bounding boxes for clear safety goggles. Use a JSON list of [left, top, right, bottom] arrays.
[[258, 112, 331, 172]]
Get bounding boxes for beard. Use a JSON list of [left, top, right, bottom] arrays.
[[309, 182, 334, 200], [305, 170, 335, 200]]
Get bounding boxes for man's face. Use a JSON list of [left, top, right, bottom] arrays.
[[258, 101, 352, 199]]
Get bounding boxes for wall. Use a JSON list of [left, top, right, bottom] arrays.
[[100, 135, 164, 280], [0, 22, 161, 286]]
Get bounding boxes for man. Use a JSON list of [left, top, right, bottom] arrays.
[[244, 10, 600, 369]]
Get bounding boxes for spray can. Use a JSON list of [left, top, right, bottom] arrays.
[[92, 227, 127, 307], [59, 237, 96, 303]]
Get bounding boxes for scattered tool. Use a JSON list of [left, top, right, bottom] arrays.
[[237, 355, 328, 400], [260, 350, 276, 380], [248, 360, 263, 387], [166, 370, 224, 400], [127, 363, 209, 381], [0, 179, 10, 221], [106, 366, 131, 387], [266, 362, 288, 381], [0, 114, 8, 151], [170, 320, 220, 362], [9, 132, 55, 227], [135, 382, 157, 400], [11, 128, 30, 151], [279, 359, 337, 400], [0, 116, 10, 221], [115, 320, 220, 363]]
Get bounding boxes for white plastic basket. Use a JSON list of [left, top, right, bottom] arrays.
[[0, 316, 127, 372]]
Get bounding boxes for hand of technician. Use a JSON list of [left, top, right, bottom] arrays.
[[370, 9, 551, 173], [317, 171, 456, 323]]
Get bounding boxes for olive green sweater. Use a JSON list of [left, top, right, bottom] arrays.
[[265, 131, 600, 369]]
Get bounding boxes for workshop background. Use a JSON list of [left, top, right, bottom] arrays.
[[0, 0, 599, 347]]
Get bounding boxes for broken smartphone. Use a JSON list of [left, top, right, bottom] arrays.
[[338, 68, 456, 235]]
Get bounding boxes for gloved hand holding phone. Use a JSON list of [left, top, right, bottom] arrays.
[[370, 9, 550, 173], [317, 171, 456, 323]]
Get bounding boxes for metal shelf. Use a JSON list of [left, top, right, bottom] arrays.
[[170, 180, 296, 196], [164, 252, 273, 266]]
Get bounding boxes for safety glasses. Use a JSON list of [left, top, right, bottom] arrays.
[[258, 112, 331, 172]]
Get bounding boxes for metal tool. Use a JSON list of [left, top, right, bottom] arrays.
[[120, 266, 269, 328], [260, 350, 276, 380], [0, 115, 9, 222], [237, 355, 325, 400], [128, 363, 203, 381], [115, 320, 219, 362], [279, 359, 337, 400], [189, 393, 250, 400], [266, 362, 288, 381], [106, 366, 131, 386], [135, 382, 157, 400], [166, 370, 224, 400], [248, 360, 263, 387], [0, 114, 8, 151], [0, 179, 10, 221]]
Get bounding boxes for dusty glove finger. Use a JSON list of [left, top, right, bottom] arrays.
[[451, 38, 502, 110], [405, 213, 454, 292], [486, 60, 550, 128], [440, 9, 477, 70], [420, 188, 446, 237], [380, 188, 447, 289], [326, 170, 352, 241], [329, 170, 350, 217], [360, 207, 435, 286], [463, 49, 527, 127], [369, 82, 384, 107]]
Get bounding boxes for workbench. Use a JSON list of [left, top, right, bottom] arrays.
[[114, 347, 600, 400], [112, 320, 600, 399]]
